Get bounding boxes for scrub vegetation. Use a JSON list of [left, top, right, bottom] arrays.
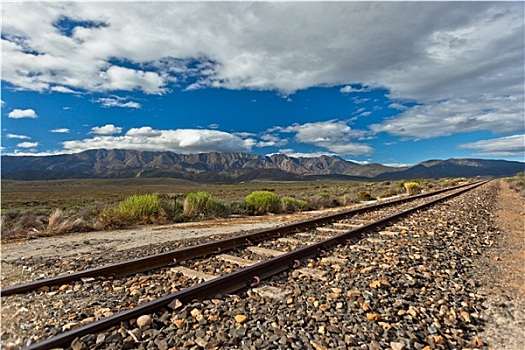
[[1, 177, 469, 239], [504, 172, 525, 197]]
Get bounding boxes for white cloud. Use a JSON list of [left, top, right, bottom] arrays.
[[273, 149, 339, 158], [91, 124, 122, 135], [277, 120, 372, 156], [208, 123, 219, 129], [255, 133, 288, 148], [1, 2, 522, 102], [0, 2, 522, 143], [62, 127, 254, 154], [339, 85, 370, 94], [372, 95, 524, 139], [100, 66, 166, 94], [458, 134, 525, 157], [6, 133, 31, 139], [17, 141, 38, 148], [7, 109, 37, 119], [50, 128, 70, 133], [125, 126, 161, 137], [51, 86, 78, 94], [387, 103, 408, 111], [94, 96, 141, 109]]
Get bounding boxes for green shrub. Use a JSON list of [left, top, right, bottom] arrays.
[[183, 191, 226, 219], [96, 208, 130, 230], [228, 200, 252, 216], [159, 198, 184, 222], [118, 194, 161, 221], [280, 197, 309, 213], [245, 191, 280, 214], [404, 182, 421, 195], [357, 190, 373, 201]]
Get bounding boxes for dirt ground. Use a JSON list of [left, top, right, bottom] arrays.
[[491, 180, 525, 300], [477, 180, 525, 349], [1, 181, 523, 348], [0, 206, 351, 286]]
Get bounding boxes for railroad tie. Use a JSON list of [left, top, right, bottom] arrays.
[[378, 231, 400, 237], [292, 267, 328, 279], [277, 237, 303, 245], [251, 285, 292, 301], [332, 223, 363, 229], [320, 256, 348, 265], [316, 227, 348, 234], [246, 247, 286, 257], [217, 254, 257, 267], [170, 266, 217, 281], [295, 232, 331, 240]]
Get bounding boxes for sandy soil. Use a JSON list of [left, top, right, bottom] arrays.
[[477, 180, 525, 349], [0, 207, 350, 263]]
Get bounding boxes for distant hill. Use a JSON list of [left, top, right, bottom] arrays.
[[1, 149, 524, 182]]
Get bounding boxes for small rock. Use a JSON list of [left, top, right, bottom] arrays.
[[310, 341, 327, 350], [390, 341, 405, 350], [172, 318, 185, 329], [136, 315, 152, 328], [366, 313, 380, 321], [190, 308, 202, 318], [71, 338, 88, 350], [235, 314, 247, 324]]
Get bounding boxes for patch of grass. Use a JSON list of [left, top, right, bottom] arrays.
[[119, 194, 162, 222], [404, 182, 421, 195], [280, 196, 309, 213], [245, 191, 280, 214], [504, 172, 525, 197], [183, 191, 227, 219]]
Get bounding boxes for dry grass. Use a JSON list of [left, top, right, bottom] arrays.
[[1, 177, 460, 239]]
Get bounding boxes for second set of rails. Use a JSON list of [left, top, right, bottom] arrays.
[[2, 180, 489, 350]]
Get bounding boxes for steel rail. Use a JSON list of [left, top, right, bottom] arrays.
[[1, 180, 484, 297], [22, 180, 488, 350]]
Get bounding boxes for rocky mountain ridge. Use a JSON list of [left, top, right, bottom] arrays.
[[2, 149, 523, 181]]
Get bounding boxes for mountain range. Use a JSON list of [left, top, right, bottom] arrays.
[[1, 149, 524, 182]]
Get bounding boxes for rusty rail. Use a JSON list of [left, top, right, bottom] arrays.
[[22, 180, 488, 350], [1, 180, 482, 297]]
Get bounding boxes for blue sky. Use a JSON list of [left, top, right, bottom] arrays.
[[1, 1, 524, 166]]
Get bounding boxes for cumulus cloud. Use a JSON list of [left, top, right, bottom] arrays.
[[276, 120, 373, 156], [372, 95, 524, 139], [6, 133, 31, 139], [8, 109, 37, 119], [62, 127, 255, 154], [255, 133, 288, 148], [94, 96, 141, 109], [387, 103, 408, 111], [339, 85, 370, 94], [50, 128, 70, 133], [51, 86, 78, 94], [91, 124, 122, 135], [458, 134, 525, 157], [17, 141, 38, 148], [1, 2, 523, 146], [1, 2, 522, 102], [273, 149, 339, 158]]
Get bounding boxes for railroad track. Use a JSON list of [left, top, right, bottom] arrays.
[[2, 180, 488, 350]]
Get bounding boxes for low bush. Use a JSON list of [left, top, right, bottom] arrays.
[[119, 194, 161, 222], [404, 182, 421, 195], [245, 191, 280, 214], [280, 197, 309, 213], [228, 200, 253, 216], [95, 208, 130, 230], [183, 191, 227, 219], [357, 190, 373, 201]]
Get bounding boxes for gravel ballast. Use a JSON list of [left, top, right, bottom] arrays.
[[2, 181, 523, 349]]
